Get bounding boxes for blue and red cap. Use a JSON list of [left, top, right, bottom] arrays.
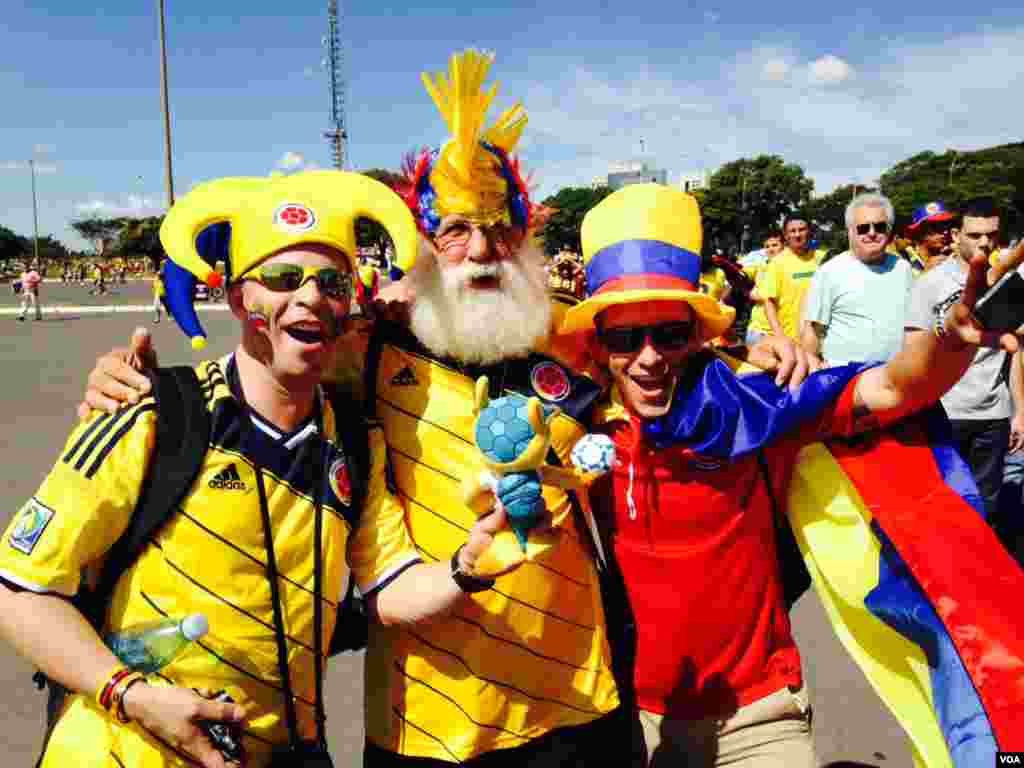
[[908, 201, 956, 231]]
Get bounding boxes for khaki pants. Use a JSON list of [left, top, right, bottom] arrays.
[[20, 290, 41, 319], [633, 686, 814, 767]]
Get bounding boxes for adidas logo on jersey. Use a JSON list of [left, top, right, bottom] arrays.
[[391, 366, 418, 386], [209, 463, 246, 490]]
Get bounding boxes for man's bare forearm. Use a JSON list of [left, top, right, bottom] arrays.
[[0, 585, 119, 698], [764, 300, 785, 337], [854, 329, 975, 422], [801, 322, 823, 358]]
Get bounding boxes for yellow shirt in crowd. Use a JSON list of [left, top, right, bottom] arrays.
[[756, 248, 824, 339]]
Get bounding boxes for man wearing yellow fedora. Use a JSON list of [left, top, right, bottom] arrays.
[[561, 183, 1024, 766], [0, 170, 512, 768]]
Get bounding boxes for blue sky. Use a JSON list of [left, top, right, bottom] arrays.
[[4, 0, 1024, 249]]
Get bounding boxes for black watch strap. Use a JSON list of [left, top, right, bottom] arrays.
[[451, 545, 495, 593]]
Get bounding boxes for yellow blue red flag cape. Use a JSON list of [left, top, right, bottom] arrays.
[[645, 358, 1024, 766]]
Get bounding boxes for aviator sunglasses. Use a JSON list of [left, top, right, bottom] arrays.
[[597, 321, 695, 354], [855, 221, 890, 236], [243, 263, 352, 299]]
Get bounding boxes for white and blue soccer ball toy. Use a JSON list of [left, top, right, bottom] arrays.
[[571, 433, 617, 475]]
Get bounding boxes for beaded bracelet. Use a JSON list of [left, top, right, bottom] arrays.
[[96, 666, 131, 711], [114, 673, 148, 724], [109, 671, 147, 724]]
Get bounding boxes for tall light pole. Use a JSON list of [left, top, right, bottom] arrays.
[[157, 0, 175, 207], [28, 158, 40, 264]]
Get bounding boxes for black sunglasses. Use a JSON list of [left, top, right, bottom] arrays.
[[855, 221, 890, 236], [598, 321, 695, 354]]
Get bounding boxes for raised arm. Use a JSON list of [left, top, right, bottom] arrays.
[[852, 250, 1022, 424]]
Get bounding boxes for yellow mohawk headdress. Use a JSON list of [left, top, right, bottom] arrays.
[[400, 50, 534, 235]]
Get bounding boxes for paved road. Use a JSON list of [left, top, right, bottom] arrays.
[[0, 309, 911, 766]]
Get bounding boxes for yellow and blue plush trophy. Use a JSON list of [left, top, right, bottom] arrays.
[[158, 170, 419, 348], [465, 375, 616, 577], [560, 183, 735, 339]]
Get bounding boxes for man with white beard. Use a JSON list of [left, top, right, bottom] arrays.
[[80, 50, 813, 767]]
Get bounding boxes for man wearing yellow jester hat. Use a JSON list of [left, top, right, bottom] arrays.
[[567, 184, 1024, 766], [0, 170, 513, 768], [79, 51, 815, 767]]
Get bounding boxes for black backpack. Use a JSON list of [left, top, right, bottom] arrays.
[[35, 366, 370, 757]]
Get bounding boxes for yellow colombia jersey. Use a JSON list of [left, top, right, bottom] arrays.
[[0, 357, 419, 768], [756, 247, 824, 338], [356, 322, 619, 762]]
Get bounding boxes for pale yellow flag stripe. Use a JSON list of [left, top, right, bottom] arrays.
[[788, 442, 952, 768]]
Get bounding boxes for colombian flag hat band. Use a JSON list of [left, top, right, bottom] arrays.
[[586, 239, 701, 296]]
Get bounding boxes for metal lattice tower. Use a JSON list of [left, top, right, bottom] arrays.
[[323, 0, 347, 169]]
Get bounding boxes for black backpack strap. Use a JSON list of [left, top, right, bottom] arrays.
[[35, 367, 209, 765], [323, 383, 371, 655], [756, 448, 811, 611]]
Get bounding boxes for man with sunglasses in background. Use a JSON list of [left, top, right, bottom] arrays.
[[907, 200, 957, 272], [560, 183, 1024, 766], [906, 196, 1024, 529], [800, 193, 914, 366], [0, 171, 513, 768]]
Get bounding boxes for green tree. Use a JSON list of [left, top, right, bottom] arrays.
[[70, 217, 129, 257], [539, 186, 613, 256], [0, 225, 27, 264], [355, 168, 405, 261], [118, 217, 165, 270], [700, 156, 814, 255], [879, 143, 1024, 237]]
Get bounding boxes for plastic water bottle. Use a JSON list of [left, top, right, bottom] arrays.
[[105, 614, 209, 674]]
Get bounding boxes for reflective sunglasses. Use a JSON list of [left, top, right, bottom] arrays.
[[597, 321, 695, 354], [855, 221, 890, 236], [243, 263, 352, 299]]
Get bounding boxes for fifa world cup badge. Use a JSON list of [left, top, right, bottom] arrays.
[[9, 498, 55, 555]]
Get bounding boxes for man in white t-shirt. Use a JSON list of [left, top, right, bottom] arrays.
[[18, 264, 43, 322], [801, 193, 913, 366]]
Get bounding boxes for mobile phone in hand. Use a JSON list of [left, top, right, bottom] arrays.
[[973, 268, 1024, 331]]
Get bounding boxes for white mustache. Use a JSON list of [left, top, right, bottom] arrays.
[[455, 262, 501, 285]]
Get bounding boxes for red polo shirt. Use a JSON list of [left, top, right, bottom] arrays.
[[591, 380, 859, 720]]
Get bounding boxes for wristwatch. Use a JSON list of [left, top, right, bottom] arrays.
[[450, 545, 495, 593]]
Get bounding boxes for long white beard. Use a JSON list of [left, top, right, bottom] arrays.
[[407, 241, 552, 365]]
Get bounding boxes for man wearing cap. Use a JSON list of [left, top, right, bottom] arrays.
[[907, 200, 957, 272], [559, 183, 1024, 766], [0, 171, 510, 768], [906, 196, 1024, 529]]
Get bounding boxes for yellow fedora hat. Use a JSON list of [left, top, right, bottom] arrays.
[[560, 184, 735, 340], [159, 169, 418, 349]]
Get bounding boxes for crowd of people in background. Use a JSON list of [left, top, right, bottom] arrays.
[[697, 194, 1024, 566]]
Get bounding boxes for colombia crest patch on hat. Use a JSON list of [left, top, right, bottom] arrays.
[[274, 202, 317, 233]]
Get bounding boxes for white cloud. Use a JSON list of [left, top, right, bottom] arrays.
[[75, 195, 166, 218], [809, 55, 853, 85], [762, 59, 791, 81], [518, 27, 1024, 200], [278, 151, 306, 170]]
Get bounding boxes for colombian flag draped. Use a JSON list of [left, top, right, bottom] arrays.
[[645, 356, 1024, 767]]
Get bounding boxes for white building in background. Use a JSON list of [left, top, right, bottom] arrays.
[[677, 170, 710, 193], [592, 160, 668, 190]]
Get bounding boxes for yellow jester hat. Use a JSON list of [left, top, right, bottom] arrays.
[[159, 170, 418, 349], [399, 49, 534, 236]]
